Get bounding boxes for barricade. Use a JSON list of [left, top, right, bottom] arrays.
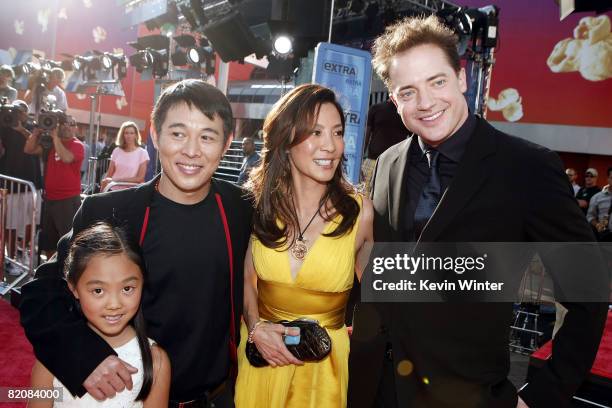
[[0, 174, 39, 295]]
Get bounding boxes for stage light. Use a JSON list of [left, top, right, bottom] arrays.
[[273, 35, 293, 55], [40, 59, 62, 70], [101, 55, 113, 70], [201, 2, 268, 62], [128, 35, 170, 78], [12, 63, 35, 77], [187, 47, 201, 64], [98, 52, 128, 79]]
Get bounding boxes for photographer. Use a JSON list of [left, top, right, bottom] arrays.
[[24, 67, 68, 114], [24, 116, 83, 257], [0, 100, 42, 268], [0, 65, 17, 102]]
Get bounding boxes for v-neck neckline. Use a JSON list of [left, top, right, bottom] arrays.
[[286, 217, 335, 283]]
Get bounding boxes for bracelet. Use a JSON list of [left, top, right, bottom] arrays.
[[247, 320, 266, 343]]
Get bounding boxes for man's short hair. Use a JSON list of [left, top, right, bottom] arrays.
[[0, 65, 15, 79], [151, 79, 234, 143], [50, 67, 65, 81], [372, 15, 461, 88], [607, 167, 612, 177]]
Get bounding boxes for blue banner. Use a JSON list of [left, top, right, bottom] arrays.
[[312, 43, 372, 185]]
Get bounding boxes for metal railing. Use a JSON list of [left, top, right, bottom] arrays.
[[101, 181, 139, 193], [82, 157, 112, 194], [215, 139, 263, 183], [0, 175, 39, 295]]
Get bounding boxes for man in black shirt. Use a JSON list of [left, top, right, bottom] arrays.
[[349, 15, 608, 408], [20, 80, 252, 407]]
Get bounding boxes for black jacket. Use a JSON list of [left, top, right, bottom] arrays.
[[20, 176, 252, 397], [348, 117, 609, 408]]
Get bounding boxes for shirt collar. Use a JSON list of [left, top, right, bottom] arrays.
[[417, 113, 476, 163]]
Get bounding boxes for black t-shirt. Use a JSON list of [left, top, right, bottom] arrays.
[[0, 127, 43, 190], [141, 187, 231, 401], [576, 186, 601, 214]]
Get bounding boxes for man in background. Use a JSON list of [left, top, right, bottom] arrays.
[[237, 136, 260, 185], [576, 168, 601, 214]]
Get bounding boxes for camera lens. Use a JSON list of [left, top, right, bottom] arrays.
[[42, 117, 53, 128]]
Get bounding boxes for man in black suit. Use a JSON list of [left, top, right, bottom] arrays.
[[20, 79, 252, 407], [348, 16, 609, 408]]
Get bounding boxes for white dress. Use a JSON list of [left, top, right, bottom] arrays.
[[53, 337, 154, 407]]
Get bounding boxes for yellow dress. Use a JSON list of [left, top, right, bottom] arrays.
[[235, 197, 362, 408]]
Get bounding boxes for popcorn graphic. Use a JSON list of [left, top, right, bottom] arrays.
[[93, 26, 107, 44], [547, 15, 612, 81], [14, 20, 24, 35], [487, 88, 524, 122], [573, 15, 611, 45], [579, 35, 612, 81], [116, 96, 128, 110], [37, 9, 50, 33], [76, 94, 87, 100], [58, 8, 68, 19], [83, 0, 93, 8]]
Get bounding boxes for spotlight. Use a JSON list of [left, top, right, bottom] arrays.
[[273, 35, 293, 56], [201, 2, 268, 62], [129, 49, 168, 78], [13, 63, 35, 77], [101, 55, 113, 70], [96, 52, 128, 79], [170, 35, 214, 72], [187, 47, 202, 64], [40, 59, 62, 70], [128, 35, 170, 78]]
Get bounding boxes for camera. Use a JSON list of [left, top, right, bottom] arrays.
[[0, 98, 20, 128], [38, 109, 68, 131]]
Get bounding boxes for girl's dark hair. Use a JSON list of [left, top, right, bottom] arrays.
[[247, 83, 359, 249], [65, 222, 153, 401]]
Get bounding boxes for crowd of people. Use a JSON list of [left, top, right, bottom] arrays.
[[566, 166, 612, 241], [0, 14, 609, 408]]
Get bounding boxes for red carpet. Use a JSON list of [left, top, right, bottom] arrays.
[[532, 310, 612, 380], [0, 299, 34, 408]]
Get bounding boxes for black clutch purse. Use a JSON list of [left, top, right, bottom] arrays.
[[246, 318, 332, 367]]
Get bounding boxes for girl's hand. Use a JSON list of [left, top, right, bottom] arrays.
[[251, 323, 303, 367]]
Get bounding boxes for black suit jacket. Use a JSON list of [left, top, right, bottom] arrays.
[[348, 117, 608, 408], [19, 176, 252, 397]]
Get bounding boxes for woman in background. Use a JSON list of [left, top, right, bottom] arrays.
[[101, 121, 149, 191]]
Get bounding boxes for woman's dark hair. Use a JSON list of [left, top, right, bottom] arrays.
[[65, 222, 153, 401], [248, 83, 359, 249]]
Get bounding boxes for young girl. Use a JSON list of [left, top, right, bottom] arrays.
[[29, 222, 170, 407]]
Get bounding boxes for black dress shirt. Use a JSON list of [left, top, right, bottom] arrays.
[[403, 114, 476, 240]]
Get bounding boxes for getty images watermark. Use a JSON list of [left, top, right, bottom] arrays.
[[371, 253, 506, 292], [360, 242, 611, 303]]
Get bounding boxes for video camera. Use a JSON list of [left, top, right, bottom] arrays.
[[38, 109, 68, 131], [0, 98, 21, 128], [36, 109, 70, 150]]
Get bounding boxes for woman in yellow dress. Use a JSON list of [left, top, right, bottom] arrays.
[[235, 83, 373, 407]]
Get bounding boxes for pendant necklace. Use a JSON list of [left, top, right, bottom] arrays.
[[290, 199, 326, 260]]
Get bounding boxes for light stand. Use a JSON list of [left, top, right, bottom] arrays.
[[82, 80, 120, 194]]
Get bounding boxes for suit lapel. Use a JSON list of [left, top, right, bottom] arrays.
[[388, 137, 413, 237], [418, 118, 497, 243]]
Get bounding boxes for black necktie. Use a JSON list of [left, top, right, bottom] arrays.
[[414, 149, 441, 238]]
